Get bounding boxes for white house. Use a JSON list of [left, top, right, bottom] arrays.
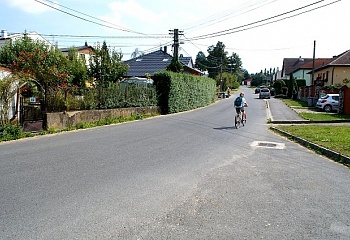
[[0, 30, 52, 48], [0, 67, 18, 121]]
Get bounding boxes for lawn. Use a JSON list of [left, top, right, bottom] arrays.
[[299, 112, 350, 121], [275, 125, 350, 158], [281, 99, 309, 108]]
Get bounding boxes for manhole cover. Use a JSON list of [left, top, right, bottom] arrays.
[[251, 141, 285, 149], [258, 142, 277, 148]]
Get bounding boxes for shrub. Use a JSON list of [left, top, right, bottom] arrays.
[[0, 124, 24, 141]]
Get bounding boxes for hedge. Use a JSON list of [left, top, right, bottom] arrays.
[[153, 71, 216, 114]]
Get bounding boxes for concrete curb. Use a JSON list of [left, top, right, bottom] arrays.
[[270, 126, 350, 167], [270, 119, 350, 124]]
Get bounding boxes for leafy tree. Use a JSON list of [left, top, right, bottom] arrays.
[[194, 51, 207, 71], [215, 72, 240, 90], [242, 69, 250, 80], [88, 41, 128, 85], [166, 56, 183, 73], [227, 52, 242, 74], [0, 35, 70, 93], [67, 48, 88, 89], [206, 41, 228, 79], [273, 79, 286, 95]]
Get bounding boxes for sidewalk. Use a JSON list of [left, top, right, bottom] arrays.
[[267, 97, 350, 124], [267, 97, 350, 166], [267, 98, 307, 123]]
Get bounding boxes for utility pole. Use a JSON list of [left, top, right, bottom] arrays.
[[169, 29, 183, 59], [311, 40, 316, 86]]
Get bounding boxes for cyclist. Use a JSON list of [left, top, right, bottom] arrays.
[[234, 92, 248, 121]]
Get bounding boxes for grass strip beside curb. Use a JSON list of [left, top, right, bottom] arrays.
[[270, 126, 350, 167]]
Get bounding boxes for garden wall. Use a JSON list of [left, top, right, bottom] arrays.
[[46, 106, 160, 131]]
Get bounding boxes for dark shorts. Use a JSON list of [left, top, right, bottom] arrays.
[[235, 107, 244, 114]]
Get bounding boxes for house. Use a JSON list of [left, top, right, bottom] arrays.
[[0, 30, 52, 48], [291, 58, 331, 86], [0, 66, 17, 121], [123, 47, 203, 78], [60, 42, 94, 67], [311, 49, 350, 87], [281, 57, 314, 80]]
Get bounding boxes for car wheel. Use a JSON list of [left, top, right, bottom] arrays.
[[324, 104, 332, 112]]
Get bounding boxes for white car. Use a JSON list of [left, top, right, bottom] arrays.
[[316, 94, 339, 112]]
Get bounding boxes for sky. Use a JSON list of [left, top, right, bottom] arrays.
[[0, 0, 349, 74]]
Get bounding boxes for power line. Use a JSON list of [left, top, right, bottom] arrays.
[[182, 0, 279, 33], [186, 0, 339, 41], [33, 0, 167, 37], [39, 34, 171, 39]]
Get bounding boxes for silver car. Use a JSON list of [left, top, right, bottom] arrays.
[[316, 94, 339, 112], [259, 88, 271, 99]]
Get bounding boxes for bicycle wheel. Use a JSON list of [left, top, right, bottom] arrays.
[[235, 115, 240, 129]]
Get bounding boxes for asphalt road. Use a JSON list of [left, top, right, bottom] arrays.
[[1, 86, 349, 239]]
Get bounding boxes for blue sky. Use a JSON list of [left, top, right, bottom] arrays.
[[0, 0, 349, 73]]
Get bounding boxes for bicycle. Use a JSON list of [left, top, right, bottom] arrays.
[[235, 109, 246, 129]]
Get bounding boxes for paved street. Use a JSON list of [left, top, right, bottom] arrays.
[[1, 86, 349, 239]]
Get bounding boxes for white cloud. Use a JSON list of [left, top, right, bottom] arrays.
[[104, 0, 167, 30], [4, 0, 57, 14]]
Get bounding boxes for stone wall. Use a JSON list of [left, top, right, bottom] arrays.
[[46, 106, 160, 131]]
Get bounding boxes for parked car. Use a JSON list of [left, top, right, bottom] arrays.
[[255, 87, 261, 94], [259, 88, 271, 99], [316, 94, 339, 112]]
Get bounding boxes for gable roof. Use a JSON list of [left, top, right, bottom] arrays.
[[292, 58, 332, 73], [60, 45, 94, 53], [124, 49, 202, 77], [313, 49, 350, 72], [281, 57, 314, 76]]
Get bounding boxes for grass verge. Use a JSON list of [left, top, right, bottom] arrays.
[[281, 99, 309, 108], [299, 112, 350, 121], [273, 125, 350, 160], [0, 113, 158, 142]]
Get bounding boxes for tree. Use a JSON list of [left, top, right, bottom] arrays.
[[88, 41, 129, 85], [166, 56, 183, 73], [67, 48, 88, 89], [215, 72, 240, 90], [194, 51, 207, 72], [0, 35, 70, 93], [206, 41, 228, 79], [227, 52, 242, 74]]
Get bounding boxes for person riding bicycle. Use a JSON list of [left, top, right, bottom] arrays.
[[234, 92, 248, 121]]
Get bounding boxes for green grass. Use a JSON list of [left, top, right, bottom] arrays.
[[275, 125, 350, 157], [281, 99, 308, 107], [299, 112, 350, 121]]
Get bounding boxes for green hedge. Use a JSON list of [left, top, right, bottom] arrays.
[[46, 82, 157, 112], [153, 71, 216, 114]]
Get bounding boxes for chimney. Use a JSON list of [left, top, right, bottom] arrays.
[[164, 46, 167, 53], [1, 30, 8, 39]]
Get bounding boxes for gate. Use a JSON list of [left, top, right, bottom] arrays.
[[20, 96, 44, 132]]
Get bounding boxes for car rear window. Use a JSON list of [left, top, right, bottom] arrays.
[[261, 89, 269, 92]]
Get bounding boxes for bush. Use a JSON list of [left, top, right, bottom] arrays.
[[45, 82, 157, 112], [0, 124, 25, 141], [274, 94, 288, 99]]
